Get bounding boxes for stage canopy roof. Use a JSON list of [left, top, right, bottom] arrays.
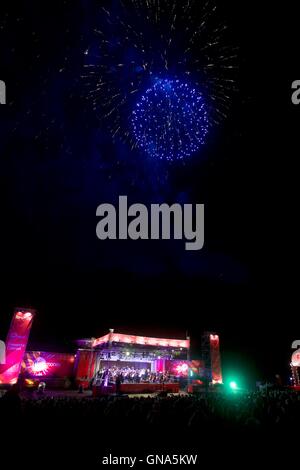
[[81, 331, 190, 349]]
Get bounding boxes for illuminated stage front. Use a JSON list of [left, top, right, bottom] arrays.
[[1, 308, 223, 392], [74, 330, 197, 393]]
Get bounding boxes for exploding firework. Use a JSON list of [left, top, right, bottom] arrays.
[[131, 78, 209, 160], [83, 0, 238, 160]]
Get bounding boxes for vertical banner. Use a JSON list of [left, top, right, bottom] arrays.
[[74, 349, 97, 387], [0, 308, 35, 385], [210, 334, 223, 384]]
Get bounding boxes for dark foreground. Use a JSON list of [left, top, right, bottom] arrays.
[[1, 389, 298, 467]]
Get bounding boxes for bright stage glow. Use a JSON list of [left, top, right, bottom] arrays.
[[16, 311, 33, 320], [291, 349, 300, 367], [210, 334, 219, 342], [229, 381, 238, 390], [212, 379, 223, 384], [166, 361, 190, 377], [131, 79, 209, 161], [175, 363, 189, 374], [24, 378, 35, 387], [31, 357, 48, 375]]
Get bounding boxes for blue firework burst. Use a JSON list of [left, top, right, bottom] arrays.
[[131, 79, 208, 161], [83, 0, 237, 161]]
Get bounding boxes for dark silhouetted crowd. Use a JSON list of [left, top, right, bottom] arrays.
[[1, 387, 299, 433]]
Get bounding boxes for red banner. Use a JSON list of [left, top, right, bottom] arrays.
[[74, 350, 97, 386], [0, 308, 35, 385], [210, 334, 223, 384]]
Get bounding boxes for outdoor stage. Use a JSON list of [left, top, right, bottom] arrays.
[[1, 310, 223, 393], [74, 330, 222, 395]]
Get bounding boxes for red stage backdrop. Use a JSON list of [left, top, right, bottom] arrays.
[[22, 352, 75, 378], [0, 308, 35, 385]]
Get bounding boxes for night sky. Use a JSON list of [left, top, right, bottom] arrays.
[[0, 1, 298, 387]]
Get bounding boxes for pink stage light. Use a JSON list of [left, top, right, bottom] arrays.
[[212, 377, 223, 384], [210, 334, 219, 341], [176, 363, 189, 375], [292, 350, 300, 367], [31, 357, 49, 375], [15, 311, 33, 320]]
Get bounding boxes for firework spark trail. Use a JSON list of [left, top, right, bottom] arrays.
[[83, 0, 238, 158]]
